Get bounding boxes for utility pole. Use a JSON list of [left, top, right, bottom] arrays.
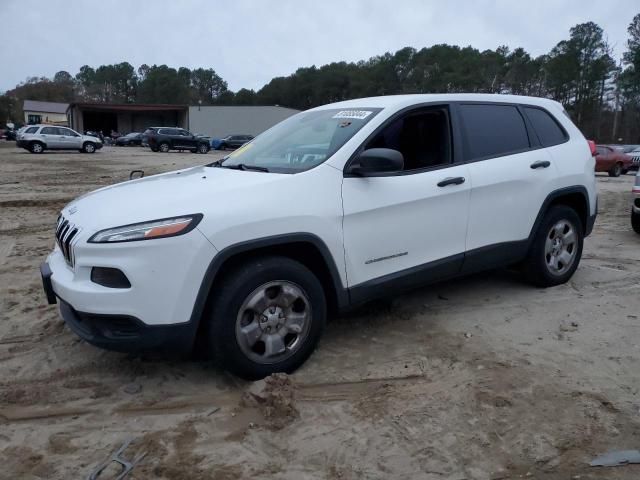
[[612, 59, 622, 142]]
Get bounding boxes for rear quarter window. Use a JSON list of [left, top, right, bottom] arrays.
[[459, 104, 530, 160], [523, 107, 568, 147]]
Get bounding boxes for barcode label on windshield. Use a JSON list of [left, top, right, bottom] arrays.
[[333, 110, 373, 120]]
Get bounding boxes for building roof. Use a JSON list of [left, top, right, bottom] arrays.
[[68, 103, 188, 112], [23, 100, 69, 114]]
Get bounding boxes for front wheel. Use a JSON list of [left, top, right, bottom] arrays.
[[205, 256, 326, 380], [632, 210, 640, 234], [523, 205, 583, 287], [198, 143, 210, 154], [159, 142, 170, 153], [82, 142, 96, 153], [608, 163, 622, 177]]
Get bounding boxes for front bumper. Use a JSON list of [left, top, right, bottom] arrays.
[[41, 226, 217, 353], [42, 260, 200, 353]]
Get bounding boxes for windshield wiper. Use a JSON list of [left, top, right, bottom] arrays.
[[220, 163, 269, 172]]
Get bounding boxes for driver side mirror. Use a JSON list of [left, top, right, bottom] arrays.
[[348, 148, 404, 176]]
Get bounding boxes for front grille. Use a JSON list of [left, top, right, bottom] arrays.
[[632, 155, 640, 166], [55, 215, 80, 267]]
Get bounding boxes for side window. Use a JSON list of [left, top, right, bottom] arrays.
[[523, 107, 568, 147], [364, 107, 452, 171], [25, 127, 39, 134], [595, 146, 607, 155], [41, 127, 57, 135], [180, 130, 192, 136], [459, 104, 530, 160], [59, 128, 79, 137]]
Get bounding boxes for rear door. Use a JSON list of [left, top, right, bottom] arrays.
[[460, 103, 558, 266], [40, 126, 63, 149]]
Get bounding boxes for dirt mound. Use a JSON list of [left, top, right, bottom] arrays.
[[242, 373, 299, 430]]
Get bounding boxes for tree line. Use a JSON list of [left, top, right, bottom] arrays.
[[1, 15, 639, 143]]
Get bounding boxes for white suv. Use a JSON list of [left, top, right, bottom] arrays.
[[41, 94, 597, 379], [17, 125, 103, 153]]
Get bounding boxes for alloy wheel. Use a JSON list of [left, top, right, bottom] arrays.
[[544, 219, 577, 275], [235, 281, 312, 364]]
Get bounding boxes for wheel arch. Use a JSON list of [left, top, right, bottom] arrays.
[[188, 233, 348, 348], [529, 186, 591, 245]]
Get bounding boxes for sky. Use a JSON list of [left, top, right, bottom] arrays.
[[0, 0, 637, 93]]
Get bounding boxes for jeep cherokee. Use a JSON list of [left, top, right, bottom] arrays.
[[41, 94, 597, 379]]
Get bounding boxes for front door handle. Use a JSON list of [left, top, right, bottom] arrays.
[[437, 176, 465, 187], [530, 160, 551, 169]]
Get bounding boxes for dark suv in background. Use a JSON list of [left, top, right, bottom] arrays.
[[142, 127, 210, 153], [215, 134, 254, 150]]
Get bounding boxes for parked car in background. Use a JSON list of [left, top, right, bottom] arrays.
[[142, 127, 210, 153], [212, 134, 254, 150], [16, 125, 103, 153], [628, 147, 640, 172], [594, 145, 633, 177], [41, 94, 596, 379], [115, 132, 142, 146]]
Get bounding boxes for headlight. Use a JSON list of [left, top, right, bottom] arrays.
[[88, 214, 203, 243]]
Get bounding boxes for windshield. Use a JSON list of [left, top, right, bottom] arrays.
[[218, 108, 381, 173]]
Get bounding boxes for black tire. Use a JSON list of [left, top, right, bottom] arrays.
[[198, 143, 210, 154], [159, 142, 170, 153], [82, 142, 96, 153], [523, 205, 583, 287], [632, 210, 640, 234], [218, 143, 226, 151], [205, 256, 326, 380], [608, 163, 622, 177], [29, 142, 44, 154], [150, 146, 159, 152]]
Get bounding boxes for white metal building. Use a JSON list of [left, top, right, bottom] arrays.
[[188, 105, 300, 138]]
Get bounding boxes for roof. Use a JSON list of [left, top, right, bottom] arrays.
[[68, 103, 187, 112], [23, 100, 69, 114], [311, 93, 564, 111]]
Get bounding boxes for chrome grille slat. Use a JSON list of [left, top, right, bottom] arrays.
[[55, 215, 79, 267]]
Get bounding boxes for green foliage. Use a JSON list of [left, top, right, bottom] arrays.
[[1, 15, 639, 141]]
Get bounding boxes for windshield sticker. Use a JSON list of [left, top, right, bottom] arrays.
[[332, 110, 373, 120], [228, 142, 253, 157]]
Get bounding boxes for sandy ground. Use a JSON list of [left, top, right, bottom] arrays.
[[1, 142, 640, 480]]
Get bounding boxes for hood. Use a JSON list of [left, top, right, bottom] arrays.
[[61, 165, 286, 233]]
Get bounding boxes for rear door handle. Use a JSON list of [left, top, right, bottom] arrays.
[[437, 176, 465, 187], [530, 160, 551, 169]]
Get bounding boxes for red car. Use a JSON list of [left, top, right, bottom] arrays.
[[594, 145, 633, 177]]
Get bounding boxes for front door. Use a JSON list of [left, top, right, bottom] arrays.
[[57, 127, 82, 149], [341, 105, 470, 299]]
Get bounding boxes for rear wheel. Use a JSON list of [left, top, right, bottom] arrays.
[[608, 163, 622, 177], [159, 142, 170, 153], [29, 142, 44, 154], [205, 256, 326, 379], [523, 205, 583, 287], [632, 210, 640, 234]]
